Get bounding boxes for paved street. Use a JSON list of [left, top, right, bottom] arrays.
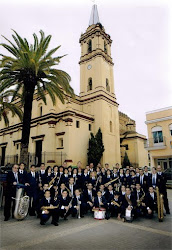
[[0, 190, 172, 250]]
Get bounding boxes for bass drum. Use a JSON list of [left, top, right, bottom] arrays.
[[94, 208, 106, 220]]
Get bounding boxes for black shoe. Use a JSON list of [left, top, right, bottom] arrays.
[[40, 221, 45, 225], [4, 217, 9, 221], [166, 211, 170, 214], [81, 215, 84, 218], [64, 217, 68, 220], [51, 221, 59, 226]]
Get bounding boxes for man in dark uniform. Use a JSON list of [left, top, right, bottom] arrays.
[[145, 186, 157, 219], [26, 165, 39, 216], [18, 163, 27, 185], [59, 190, 72, 220], [157, 165, 170, 214], [71, 189, 86, 218], [4, 164, 19, 221], [39, 190, 59, 226]]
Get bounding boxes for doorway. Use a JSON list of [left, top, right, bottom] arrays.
[[1, 147, 6, 166], [35, 140, 42, 167]]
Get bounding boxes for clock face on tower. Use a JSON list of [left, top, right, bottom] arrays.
[[87, 64, 92, 70]]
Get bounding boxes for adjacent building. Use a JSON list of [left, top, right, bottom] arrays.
[[145, 106, 172, 169]]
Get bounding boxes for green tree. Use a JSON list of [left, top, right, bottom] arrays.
[[0, 90, 23, 126], [0, 30, 74, 165], [87, 128, 104, 167], [122, 151, 130, 168]]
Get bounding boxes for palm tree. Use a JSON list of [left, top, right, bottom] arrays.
[[0, 90, 23, 126], [0, 30, 74, 165]]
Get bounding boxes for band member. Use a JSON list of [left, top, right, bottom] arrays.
[[38, 183, 49, 200], [121, 187, 137, 220], [120, 185, 126, 196], [93, 191, 107, 209], [125, 169, 131, 186], [119, 168, 125, 185], [59, 183, 67, 195], [106, 169, 112, 183], [145, 186, 157, 219], [135, 167, 140, 177], [99, 184, 107, 197], [105, 184, 114, 202], [26, 165, 39, 215], [68, 166, 72, 178], [144, 166, 150, 177], [38, 163, 47, 186], [89, 171, 97, 187], [53, 165, 58, 177], [134, 183, 146, 217], [45, 166, 53, 184], [100, 167, 107, 184], [72, 189, 86, 218], [4, 164, 19, 221], [18, 163, 27, 185], [59, 190, 72, 220], [109, 191, 122, 219], [104, 163, 109, 171], [72, 168, 78, 184], [136, 169, 148, 192], [40, 190, 59, 226], [61, 168, 69, 185], [157, 165, 170, 214], [148, 167, 158, 188], [96, 166, 101, 177], [130, 170, 136, 187], [89, 163, 94, 172], [66, 177, 77, 197], [83, 183, 96, 212], [112, 168, 118, 178], [82, 168, 90, 188], [76, 167, 83, 188]]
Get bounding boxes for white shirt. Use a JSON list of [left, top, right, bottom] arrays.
[[98, 197, 102, 204], [69, 185, 73, 195], [19, 170, 23, 174], [150, 192, 154, 200], [41, 170, 45, 174], [88, 190, 92, 199], [13, 172, 18, 182], [31, 171, 35, 178], [46, 197, 51, 203]]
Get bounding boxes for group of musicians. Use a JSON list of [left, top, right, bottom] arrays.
[[4, 162, 170, 226]]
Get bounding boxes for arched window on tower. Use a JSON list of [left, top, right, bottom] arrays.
[[88, 40, 92, 53], [110, 121, 112, 133], [151, 126, 163, 144], [87, 78, 92, 91], [106, 78, 110, 92], [104, 41, 107, 53], [38, 104, 43, 117]]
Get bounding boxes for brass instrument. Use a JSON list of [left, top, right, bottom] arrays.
[[48, 175, 57, 188], [14, 187, 30, 220], [156, 186, 164, 222], [111, 200, 121, 207], [77, 198, 81, 219], [41, 205, 59, 210], [137, 192, 145, 207], [65, 186, 72, 197], [104, 177, 119, 187]]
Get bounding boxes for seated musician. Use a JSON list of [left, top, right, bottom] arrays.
[[145, 186, 157, 219], [83, 183, 96, 212], [134, 183, 146, 217], [121, 187, 137, 220], [59, 190, 72, 220], [99, 184, 107, 197], [119, 185, 126, 196], [40, 190, 59, 226], [109, 192, 122, 219], [71, 189, 86, 218], [93, 191, 107, 209], [59, 183, 67, 195], [39, 183, 49, 200]]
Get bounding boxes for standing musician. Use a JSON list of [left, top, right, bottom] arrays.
[[71, 189, 86, 218], [89, 171, 97, 188], [157, 165, 170, 214], [82, 168, 90, 188], [148, 167, 158, 189], [59, 190, 72, 220], [66, 177, 77, 197], [4, 164, 19, 221], [144, 166, 151, 177], [106, 169, 112, 183], [105, 184, 114, 202], [38, 163, 47, 187], [18, 163, 27, 185], [26, 165, 39, 216], [40, 190, 59, 226], [45, 166, 53, 184], [61, 168, 69, 185], [136, 169, 148, 192]]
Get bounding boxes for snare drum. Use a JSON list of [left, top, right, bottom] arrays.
[[93, 207, 106, 220]]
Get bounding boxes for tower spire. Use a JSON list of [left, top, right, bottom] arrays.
[[89, 4, 100, 26]]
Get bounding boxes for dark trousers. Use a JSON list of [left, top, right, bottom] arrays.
[[60, 208, 71, 218], [40, 209, 59, 224], [72, 204, 87, 216], [4, 195, 15, 219], [28, 192, 38, 215], [109, 205, 121, 217]]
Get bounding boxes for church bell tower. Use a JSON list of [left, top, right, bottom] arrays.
[[79, 5, 121, 166]]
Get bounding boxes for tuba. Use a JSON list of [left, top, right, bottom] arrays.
[[14, 186, 30, 220]]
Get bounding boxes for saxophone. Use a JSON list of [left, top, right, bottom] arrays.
[[14, 187, 30, 220]]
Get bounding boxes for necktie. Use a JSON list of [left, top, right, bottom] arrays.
[[152, 176, 155, 185]]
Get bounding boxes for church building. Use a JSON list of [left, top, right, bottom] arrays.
[[0, 5, 148, 168]]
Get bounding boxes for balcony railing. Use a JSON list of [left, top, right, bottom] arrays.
[[144, 136, 166, 150]]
